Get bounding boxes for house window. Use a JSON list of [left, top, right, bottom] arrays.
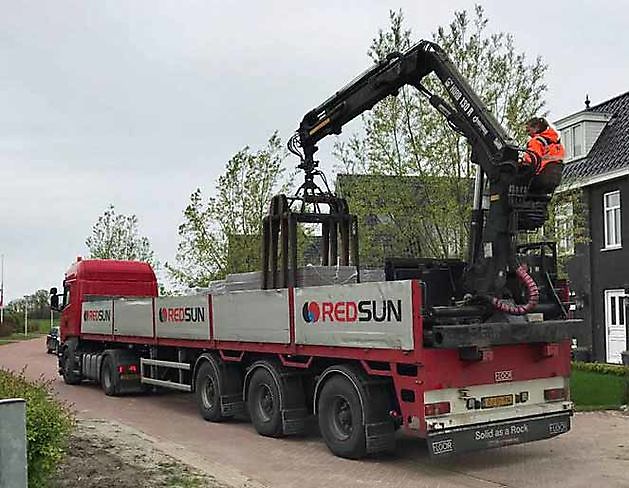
[[572, 124, 583, 158], [555, 203, 574, 255], [561, 128, 572, 159], [603, 190, 622, 249], [560, 124, 584, 160]]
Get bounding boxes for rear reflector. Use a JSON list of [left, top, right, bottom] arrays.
[[425, 402, 451, 417], [117, 365, 125, 374], [544, 387, 567, 402], [128, 364, 138, 374]]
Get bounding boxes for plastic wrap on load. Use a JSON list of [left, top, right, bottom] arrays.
[[198, 266, 387, 295], [359, 268, 386, 283], [224, 271, 262, 290], [202, 280, 227, 295], [294, 266, 358, 287]]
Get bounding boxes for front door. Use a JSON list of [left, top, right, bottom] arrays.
[[604, 289, 627, 364]]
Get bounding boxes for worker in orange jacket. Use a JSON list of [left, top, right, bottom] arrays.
[[520, 117, 565, 193]]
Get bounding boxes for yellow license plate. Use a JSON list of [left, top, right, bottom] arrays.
[[481, 394, 514, 408]]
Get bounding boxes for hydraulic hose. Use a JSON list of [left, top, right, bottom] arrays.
[[491, 264, 539, 315]]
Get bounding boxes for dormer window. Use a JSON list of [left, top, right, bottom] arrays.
[[555, 109, 611, 163], [561, 124, 585, 160]]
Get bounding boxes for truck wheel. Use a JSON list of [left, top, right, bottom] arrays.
[[318, 375, 366, 459], [100, 355, 120, 396], [247, 368, 283, 437], [195, 361, 229, 422], [61, 346, 82, 385]]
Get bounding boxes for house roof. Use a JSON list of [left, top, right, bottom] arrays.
[[562, 91, 629, 185]]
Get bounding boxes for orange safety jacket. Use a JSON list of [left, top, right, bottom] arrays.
[[523, 127, 565, 174]]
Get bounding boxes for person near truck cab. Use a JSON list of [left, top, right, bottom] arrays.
[[521, 117, 565, 193]]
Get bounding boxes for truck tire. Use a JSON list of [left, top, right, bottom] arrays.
[[317, 375, 366, 459], [247, 367, 283, 437], [195, 361, 229, 422], [100, 355, 121, 396], [61, 343, 82, 385]]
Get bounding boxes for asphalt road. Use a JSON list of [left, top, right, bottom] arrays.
[[1, 338, 628, 488]]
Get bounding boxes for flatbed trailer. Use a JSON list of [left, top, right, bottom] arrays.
[[54, 258, 575, 459]]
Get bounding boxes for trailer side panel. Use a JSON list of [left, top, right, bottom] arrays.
[[213, 289, 290, 343], [294, 281, 414, 350]]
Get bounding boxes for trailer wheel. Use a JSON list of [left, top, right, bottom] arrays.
[[318, 375, 366, 459], [100, 355, 120, 396], [61, 343, 81, 385], [195, 361, 229, 422], [247, 368, 283, 437]]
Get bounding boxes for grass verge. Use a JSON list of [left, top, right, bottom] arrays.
[[571, 369, 627, 409]]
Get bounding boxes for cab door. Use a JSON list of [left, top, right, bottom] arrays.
[[60, 279, 78, 339]]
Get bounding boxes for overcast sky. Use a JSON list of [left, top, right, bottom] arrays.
[[1, 0, 628, 301]]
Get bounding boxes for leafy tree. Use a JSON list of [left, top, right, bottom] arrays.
[[167, 132, 289, 287], [334, 6, 547, 262], [85, 205, 157, 266]]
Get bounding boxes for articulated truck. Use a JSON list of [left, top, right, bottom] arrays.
[[51, 40, 577, 459]]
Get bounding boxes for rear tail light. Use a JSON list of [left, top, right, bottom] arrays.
[[544, 387, 567, 402], [424, 402, 451, 417], [116, 364, 139, 374]]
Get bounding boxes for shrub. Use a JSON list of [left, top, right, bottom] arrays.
[[572, 361, 627, 377], [0, 321, 16, 337], [0, 369, 74, 486]]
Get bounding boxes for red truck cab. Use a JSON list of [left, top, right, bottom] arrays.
[[56, 258, 158, 342]]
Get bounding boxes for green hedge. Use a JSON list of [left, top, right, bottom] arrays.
[[0, 369, 74, 487], [572, 361, 627, 377]]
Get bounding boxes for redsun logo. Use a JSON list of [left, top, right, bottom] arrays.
[[83, 309, 111, 322], [158, 307, 205, 323], [301, 300, 402, 324]]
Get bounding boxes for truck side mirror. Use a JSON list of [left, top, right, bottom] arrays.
[[50, 288, 59, 311]]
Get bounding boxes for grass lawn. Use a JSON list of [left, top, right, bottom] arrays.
[[571, 369, 628, 410]]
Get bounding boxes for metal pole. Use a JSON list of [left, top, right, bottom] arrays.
[[24, 303, 28, 337], [0, 398, 28, 488]]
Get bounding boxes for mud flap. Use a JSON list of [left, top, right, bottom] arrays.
[[278, 372, 308, 436], [427, 412, 571, 457], [282, 407, 309, 435], [365, 421, 396, 454], [220, 393, 245, 417]]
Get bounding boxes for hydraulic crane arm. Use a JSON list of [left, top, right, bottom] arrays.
[[295, 40, 520, 180]]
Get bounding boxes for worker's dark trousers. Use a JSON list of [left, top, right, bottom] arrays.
[[529, 163, 564, 194]]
